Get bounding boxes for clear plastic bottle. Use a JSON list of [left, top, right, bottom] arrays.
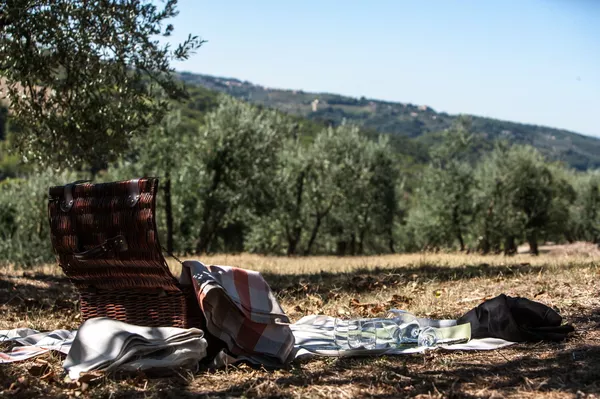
[[333, 309, 440, 350], [334, 318, 378, 350], [417, 326, 440, 347], [385, 309, 421, 345]]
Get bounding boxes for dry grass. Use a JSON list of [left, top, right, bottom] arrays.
[[1, 246, 599, 398]]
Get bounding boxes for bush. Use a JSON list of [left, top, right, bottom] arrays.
[[0, 170, 81, 266]]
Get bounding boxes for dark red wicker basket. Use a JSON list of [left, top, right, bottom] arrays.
[[48, 178, 199, 328]]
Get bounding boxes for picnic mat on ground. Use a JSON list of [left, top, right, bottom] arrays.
[[1, 315, 514, 374], [291, 315, 515, 358], [0, 329, 74, 362]]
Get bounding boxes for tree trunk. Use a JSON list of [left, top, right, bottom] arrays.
[[491, 239, 502, 254], [388, 238, 395, 253], [287, 236, 299, 256], [387, 225, 395, 253], [452, 206, 465, 251], [349, 233, 357, 256], [456, 229, 465, 251], [287, 171, 306, 256], [304, 215, 323, 255], [196, 163, 224, 254], [336, 241, 346, 256], [286, 224, 303, 256], [503, 236, 517, 256], [196, 209, 211, 254], [480, 200, 494, 254], [196, 214, 222, 254], [163, 174, 174, 254], [527, 231, 539, 256], [196, 222, 211, 254], [304, 199, 334, 256], [358, 231, 366, 255], [479, 238, 490, 255]]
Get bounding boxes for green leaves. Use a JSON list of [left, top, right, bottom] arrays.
[[243, 122, 401, 256], [190, 96, 291, 253], [471, 145, 577, 254], [0, 0, 204, 169], [568, 170, 600, 243], [0, 169, 81, 265], [407, 119, 476, 251]]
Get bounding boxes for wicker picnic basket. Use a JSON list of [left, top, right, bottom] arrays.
[[48, 178, 201, 328]]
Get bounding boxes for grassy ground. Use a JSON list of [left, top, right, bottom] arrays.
[[1, 245, 599, 398]]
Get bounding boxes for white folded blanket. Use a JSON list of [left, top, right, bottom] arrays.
[[1, 321, 208, 379], [63, 318, 207, 379]]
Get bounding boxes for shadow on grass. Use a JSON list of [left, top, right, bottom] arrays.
[[0, 262, 541, 315], [0, 273, 78, 320], [177, 342, 600, 398], [3, 260, 592, 313], [569, 308, 600, 329], [263, 261, 587, 299], [3, 342, 599, 399]]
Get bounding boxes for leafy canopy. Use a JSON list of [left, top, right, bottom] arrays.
[[0, 0, 203, 168]]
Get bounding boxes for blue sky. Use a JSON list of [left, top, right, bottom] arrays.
[[164, 0, 600, 137]]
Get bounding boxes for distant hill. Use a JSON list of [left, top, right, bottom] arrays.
[[178, 72, 600, 171]]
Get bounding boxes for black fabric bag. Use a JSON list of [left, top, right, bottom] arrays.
[[457, 294, 575, 342]]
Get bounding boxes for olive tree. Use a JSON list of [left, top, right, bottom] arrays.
[[406, 118, 475, 251], [0, 0, 202, 169], [189, 96, 293, 254]]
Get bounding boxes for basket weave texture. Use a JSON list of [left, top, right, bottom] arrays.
[[48, 178, 191, 328]]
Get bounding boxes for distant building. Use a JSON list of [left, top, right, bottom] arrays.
[[311, 99, 319, 112]]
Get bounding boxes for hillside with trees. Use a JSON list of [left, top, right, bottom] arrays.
[[1, 74, 599, 265], [178, 72, 600, 171], [1, 91, 599, 265]]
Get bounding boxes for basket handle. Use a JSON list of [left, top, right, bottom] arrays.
[[60, 180, 92, 212], [73, 235, 128, 260]]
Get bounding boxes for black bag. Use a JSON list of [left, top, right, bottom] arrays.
[[457, 294, 574, 342]]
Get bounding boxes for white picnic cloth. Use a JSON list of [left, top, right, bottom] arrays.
[[291, 315, 516, 358], [0, 328, 75, 362], [1, 328, 40, 341], [1, 318, 208, 380], [1, 314, 516, 374]]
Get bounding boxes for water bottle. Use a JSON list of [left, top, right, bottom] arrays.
[[385, 309, 421, 345], [334, 318, 378, 350], [333, 309, 440, 350], [417, 326, 440, 347]]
